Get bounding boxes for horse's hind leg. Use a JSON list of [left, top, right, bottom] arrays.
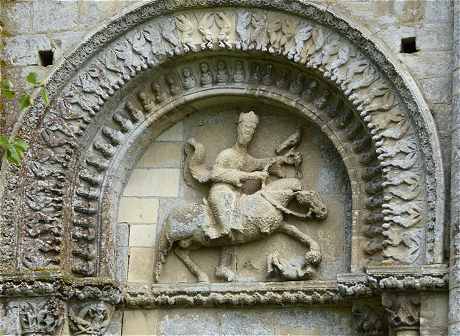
[[174, 247, 209, 283], [215, 247, 238, 282]]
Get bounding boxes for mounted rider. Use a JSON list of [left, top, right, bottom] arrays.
[[187, 111, 301, 240]]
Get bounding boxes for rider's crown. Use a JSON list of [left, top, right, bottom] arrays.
[[239, 111, 259, 125]]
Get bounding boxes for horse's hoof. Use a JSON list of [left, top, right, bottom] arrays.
[[305, 250, 322, 266], [198, 276, 210, 283]]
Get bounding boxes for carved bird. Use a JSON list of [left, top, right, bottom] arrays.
[[275, 127, 302, 154]]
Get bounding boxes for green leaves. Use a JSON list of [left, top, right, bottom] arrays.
[[0, 71, 39, 166], [19, 93, 32, 110], [0, 136, 29, 166], [40, 86, 49, 104], [2, 71, 49, 110], [1, 79, 15, 99], [26, 72, 39, 86]]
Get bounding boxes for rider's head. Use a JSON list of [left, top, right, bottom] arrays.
[[237, 111, 259, 146]]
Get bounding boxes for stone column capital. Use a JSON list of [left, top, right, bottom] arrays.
[[382, 292, 421, 334]]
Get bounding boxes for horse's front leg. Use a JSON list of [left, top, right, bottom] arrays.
[[278, 224, 322, 266], [174, 246, 209, 283], [215, 246, 238, 282]]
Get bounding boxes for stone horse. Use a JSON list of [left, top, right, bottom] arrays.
[[153, 141, 327, 283]]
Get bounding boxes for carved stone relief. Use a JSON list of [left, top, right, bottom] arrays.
[[0, 0, 442, 293], [68, 302, 114, 336], [153, 111, 328, 283], [10, 298, 65, 336], [382, 293, 421, 333], [352, 304, 387, 336], [0, 2, 449, 335]]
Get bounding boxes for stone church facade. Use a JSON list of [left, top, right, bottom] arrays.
[[0, 0, 458, 335]]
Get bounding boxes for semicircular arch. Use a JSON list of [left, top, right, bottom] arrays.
[[0, 0, 444, 276]]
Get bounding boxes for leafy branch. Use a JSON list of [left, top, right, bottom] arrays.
[[0, 71, 49, 166]]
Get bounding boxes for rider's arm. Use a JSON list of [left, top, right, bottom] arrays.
[[210, 150, 264, 187], [210, 167, 253, 187], [245, 154, 281, 171]]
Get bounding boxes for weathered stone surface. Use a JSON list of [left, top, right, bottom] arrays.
[[1, 2, 33, 34], [129, 225, 156, 247], [136, 142, 183, 168], [78, 1, 120, 29], [118, 197, 159, 224], [156, 122, 184, 142], [2, 35, 52, 66], [122, 310, 157, 335], [0, 0, 454, 334], [32, 0, 79, 33], [123, 169, 181, 197], [128, 247, 155, 283]]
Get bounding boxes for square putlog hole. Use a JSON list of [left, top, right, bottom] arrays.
[[38, 50, 54, 67], [400, 37, 418, 54]]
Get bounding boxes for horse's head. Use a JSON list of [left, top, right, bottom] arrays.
[[295, 190, 328, 219], [283, 149, 303, 178]]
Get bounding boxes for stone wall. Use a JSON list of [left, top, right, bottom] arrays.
[[1, 0, 454, 249], [1, 0, 453, 235], [1, 1, 453, 136], [0, 1, 454, 335]]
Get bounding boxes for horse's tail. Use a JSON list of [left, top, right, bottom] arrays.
[[184, 138, 211, 184], [153, 224, 172, 283]]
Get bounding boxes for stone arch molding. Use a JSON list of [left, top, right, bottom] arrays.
[[0, 0, 444, 278]]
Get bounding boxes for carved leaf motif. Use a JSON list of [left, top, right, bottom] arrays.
[[87, 61, 118, 95], [144, 23, 164, 55], [102, 49, 124, 74], [16, 299, 64, 335], [160, 17, 181, 51], [199, 12, 215, 46], [176, 14, 196, 51], [65, 84, 101, 116], [384, 229, 423, 263], [344, 65, 379, 96], [236, 11, 251, 49], [215, 12, 232, 47], [306, 28, 326, 58], [250, 12, 267, 50], [292, 22, 312, 60], [129, 30, 152, 60]]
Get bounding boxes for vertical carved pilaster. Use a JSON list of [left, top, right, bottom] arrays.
[[68, 302, 113, 336], [352, 304, 387, 336], [382, 293, 421, 336], [14, 298, 65, 336]]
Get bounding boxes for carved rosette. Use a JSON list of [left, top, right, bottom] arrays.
[[0, 1, 441, 280]]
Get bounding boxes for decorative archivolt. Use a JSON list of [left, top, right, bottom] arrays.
[[0, 2, 443, 278]]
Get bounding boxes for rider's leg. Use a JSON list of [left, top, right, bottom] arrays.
[[215, 246, 238, 282], [208, 185, 242, 235], [174, 246, 209, 283]]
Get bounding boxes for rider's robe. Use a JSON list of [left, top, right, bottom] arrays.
[[206, 146, 275, 240]]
